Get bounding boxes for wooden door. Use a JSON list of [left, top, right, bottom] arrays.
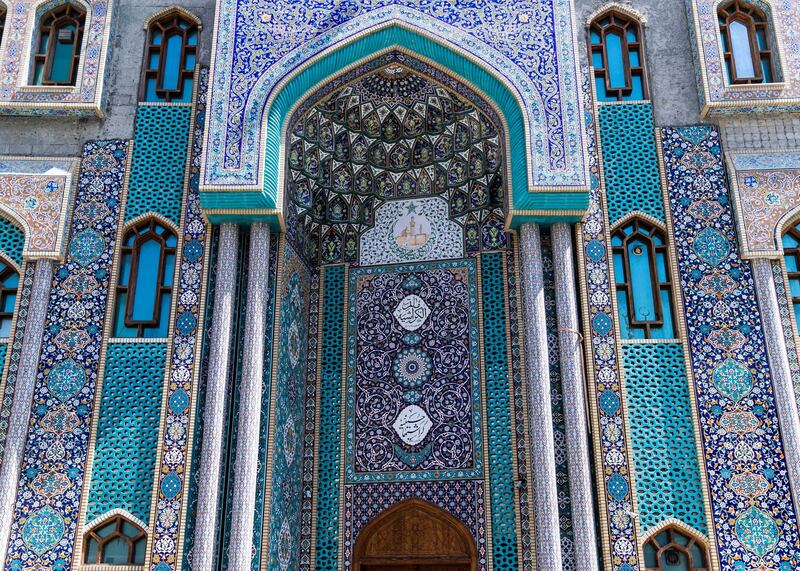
[[354, 500, 477, 571]]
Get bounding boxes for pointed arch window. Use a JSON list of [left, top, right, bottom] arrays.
[[140, 11, 199, 102], [113, 219, 177, 338], [782, 222, 800, 328], [589, 11, 648, 101], [643, 526, 709, 570], [612, 218, 676, 339], [718, 0, 776, 84], [0, 6, 6, 47], [0, 258, 18, 338], [84, 516, 146, 565], [32, 3, 86, 86]]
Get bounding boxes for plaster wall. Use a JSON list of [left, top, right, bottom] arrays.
[[0, 0, 216, 157]]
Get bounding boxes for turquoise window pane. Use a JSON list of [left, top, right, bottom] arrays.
[[617, 290, 632, 338], [149, 52, 159, 69], [590, 30, 601, 44], [164, 232, 177, 247], [145, 78, 160, 102], [611, 234, 623, 247], [756, 29, 767, 50], [33, 62, 45, 85], [152, 29, 162, 46], [783, 233, 798, 248], [84, 538, 99, 563], [144, 292, 171, 337], [131, 239, 161, 321], [119, 253, 131, 286], [643, 544, 658, 568], [628, 74, 644, 100], [730, 20, 756, 78], [187, 30, 197, 46], [3, 292, 16, 313], [113, 293, 136, 337], [50, 24, 76, 83], [629, 49, 640, 67], [162, 32, 183, 91], [38, 31, 49, 53], [790, 278, 800, 298], [785, 253, 798, 272], [0, 317, 11, 337], [658, 289, 676, 338], [595, 77, 613, 101], [662, 549, 689, 571], [794, 303, 800, 328], [655, 252, 668, 282], [162, 253, 175, 286], [605, 31, 626, 89], [178, 77, 193, 102], [101, 537, 129, 564], [185, 51, 196, 71], [134, 539, 146, 564], [626, 29, 637, 42], [592, 51, 604, 69], [761, 57, 773, 82], [613, 251, 625, 284], [628, 239, 657, 322], [4, 273, 18, 289]]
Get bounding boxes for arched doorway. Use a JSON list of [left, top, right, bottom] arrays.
[[353, 499, 478, 571]]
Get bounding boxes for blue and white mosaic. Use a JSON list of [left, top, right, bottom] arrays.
[[202, 0, 587, 191], [661, 125, 800, 570], [4, 140, 128, 569]]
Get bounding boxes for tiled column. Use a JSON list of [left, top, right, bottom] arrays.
[[192, 223, 239, 570], [552, 223, 600, 571], [752, 258, 800, 509], [0, 259, 53, 564], [518, 223, 563, 571], [227, 223, 270, 569]]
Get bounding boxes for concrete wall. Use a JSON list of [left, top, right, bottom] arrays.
[[573, 0, 703, 127], [0, 0, 216, 158]]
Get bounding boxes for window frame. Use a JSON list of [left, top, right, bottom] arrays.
[[718, 0, 776, 85], [612, 218, 676, 339], [32, 3, 86, 86], [83, 515, 146, 566], [588, 10, 649, 101], [643, 526, 709, 571], [139, 11, 199, 102], [0, 256, 18, 338], [115, 219, 177, 337]]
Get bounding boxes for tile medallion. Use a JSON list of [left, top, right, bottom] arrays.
[[345, 259, 482, 481], [661, 125, 800, 570], [3, 140, 128, 570]]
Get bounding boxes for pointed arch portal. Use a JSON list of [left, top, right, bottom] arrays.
[[354, 500, 478, 571], [200, 4, 591, 228]]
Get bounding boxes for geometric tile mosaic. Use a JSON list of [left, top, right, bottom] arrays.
[[4, 140, 128, 570], [661, 125, 800, 569]]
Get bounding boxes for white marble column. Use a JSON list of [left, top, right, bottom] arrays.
[[519, 223, 563, 571], [752, 258, 800, 511], [227, 223, 270, 569], [552, 223, 600, 571], [192, 223, 239, 570], [0, 259, 53, 564]]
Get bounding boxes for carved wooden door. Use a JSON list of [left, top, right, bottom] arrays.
[[354, 500, 477, 571]]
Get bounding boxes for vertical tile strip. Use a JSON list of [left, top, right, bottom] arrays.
[[661, 125, 800, 569], [149, 69, 210, 571], [3, 140, 129, 570]]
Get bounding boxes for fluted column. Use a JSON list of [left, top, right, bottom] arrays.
[[0, 259, 53, 564], [752, 258, 800, 511], [519, 223, 563, 571], [552, 223, 600, 571], [227, 223, 270, 569], [192, 223, 239, 570]]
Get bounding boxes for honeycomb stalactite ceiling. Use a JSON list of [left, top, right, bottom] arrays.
[[285, 54, 507, 266]]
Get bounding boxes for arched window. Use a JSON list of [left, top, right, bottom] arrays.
[[718, 0, 776, 84], [140, 11, 199, 102], [643, 526, 709, 571], [0, 258, 18, 338], [782, 222, 800, 327], [0, 5, 7, 46], [84, 516, 146, 565], [113, 219, 177, 338], [32, 3, 86, 86], [612, 218, 676, 339], [589, 10, 648, 101]]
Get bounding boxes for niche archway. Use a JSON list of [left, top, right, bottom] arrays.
[[353, 499, 477, 571]]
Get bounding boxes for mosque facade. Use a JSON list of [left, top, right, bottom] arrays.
[[0, 0, 799, 570]]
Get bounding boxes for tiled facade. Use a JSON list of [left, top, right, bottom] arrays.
[[0, 0, 798, 570]]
